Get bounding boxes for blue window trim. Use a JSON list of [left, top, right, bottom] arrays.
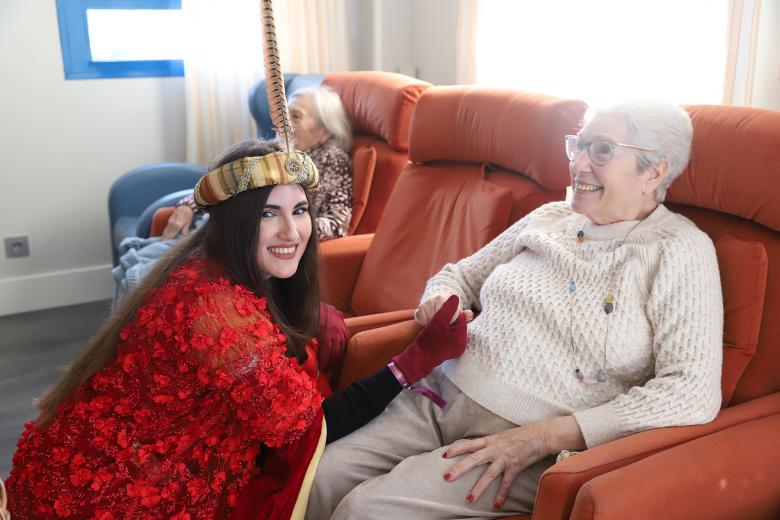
[[55, 0, 183, 80]]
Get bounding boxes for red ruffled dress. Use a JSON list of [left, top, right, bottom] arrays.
[[5, 259, 326, 519]]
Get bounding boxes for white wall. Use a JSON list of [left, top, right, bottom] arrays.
[[411, 0, 458, 85], [346, 0, 375, 71], [374, 0, 415, 76], [0, 1, 186, 316], [354, 0, 459, 84]]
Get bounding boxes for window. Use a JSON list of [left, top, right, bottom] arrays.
[[476, 0, 729, 105], [55, 0, 184, 80]]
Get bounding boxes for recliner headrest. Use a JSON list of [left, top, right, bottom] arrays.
[[325, 71, 431, 152], [668, 105, 780, 233], [408, 86, 586, 192]]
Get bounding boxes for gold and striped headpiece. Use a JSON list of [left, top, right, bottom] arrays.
[[194, 0, 314, 209], [194, 151, 319, 209]]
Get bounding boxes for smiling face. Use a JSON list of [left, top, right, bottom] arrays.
[[569, 115, 667, 225], [288, 94, 330, 151], [256, 184, 312, 279]]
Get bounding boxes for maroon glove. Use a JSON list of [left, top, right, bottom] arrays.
[[317, 303, 349, 373], [391, 295, 468, 384]]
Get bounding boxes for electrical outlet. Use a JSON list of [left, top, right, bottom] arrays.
[[4, 236, 30, 258]]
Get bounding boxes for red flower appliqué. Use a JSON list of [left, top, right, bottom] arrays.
[[5, 259, 321, 519]]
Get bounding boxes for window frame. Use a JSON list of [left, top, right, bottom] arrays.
[[55, 0, 184, 80]]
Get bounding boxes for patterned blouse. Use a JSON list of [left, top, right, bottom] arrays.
[[307, 141, 353, 240]]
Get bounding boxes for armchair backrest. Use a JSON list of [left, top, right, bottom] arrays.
[[665, 105, 780, 406], [324, 71, 431, 234], [348, 86, 586, 316]]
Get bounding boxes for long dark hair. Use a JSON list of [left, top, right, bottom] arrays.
[[37, 140, 320, 426]]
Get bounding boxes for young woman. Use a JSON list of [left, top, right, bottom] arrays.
[[5, 140, 467, 519]]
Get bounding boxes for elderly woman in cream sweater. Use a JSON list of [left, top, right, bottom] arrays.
[[306, 100, 723, 519]]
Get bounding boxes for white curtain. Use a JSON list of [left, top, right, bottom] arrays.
[[455, 0, 478, 85], [183, 0, 350, 165], [722, 0, 763, 106]]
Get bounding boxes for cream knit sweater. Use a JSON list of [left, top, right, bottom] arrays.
[[423, 202, 723, 448]]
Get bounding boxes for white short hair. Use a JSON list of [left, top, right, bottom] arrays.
[[291, 85, 352, 153], [582, 100, 693, 202]]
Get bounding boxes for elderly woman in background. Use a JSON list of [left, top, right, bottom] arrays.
[[306, 100, 723, 519], [286, 85, 353, 240], [163, 85, 353, 241]]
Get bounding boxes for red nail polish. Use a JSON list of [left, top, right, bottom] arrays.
[[466, 494, 474, 503], [442, 451, 448, 459], [494, 501, 501, 510], [443, 473, 451, 481]]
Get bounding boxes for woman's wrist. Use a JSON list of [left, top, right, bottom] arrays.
[[386, 361, 409, 388], [544, 416, 587, 454]]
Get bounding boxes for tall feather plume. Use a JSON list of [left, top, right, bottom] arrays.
[[261, 0, 295, 154]]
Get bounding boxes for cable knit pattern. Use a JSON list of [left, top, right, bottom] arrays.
[[423, 201, 723, 448]]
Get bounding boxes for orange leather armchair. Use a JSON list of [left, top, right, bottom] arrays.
[[323, 71, 430, 235], [322, 87, 586, 334], [335, 104, 780, 519]]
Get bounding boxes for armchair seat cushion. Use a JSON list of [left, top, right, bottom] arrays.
[[715, 235, 768, 405]]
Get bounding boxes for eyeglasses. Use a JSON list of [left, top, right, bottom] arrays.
[[564, 135, 656, 166]]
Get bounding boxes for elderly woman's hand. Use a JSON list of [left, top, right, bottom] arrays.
[[161, 205, 195, 239], [442, 416, 585, 510], [415, 295, 474, 326]]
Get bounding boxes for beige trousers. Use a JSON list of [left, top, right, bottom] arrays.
[[305, 370, 555, 520]]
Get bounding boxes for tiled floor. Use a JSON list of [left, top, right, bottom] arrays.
[[0, 300, 111, 477]]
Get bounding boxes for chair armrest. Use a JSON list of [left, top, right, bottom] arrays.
[[137, 188, 193, 238], [336, 319, 420, 390], [319, 234, 374, 312], [570, 413, 780, 519], [344, 309, 416, 336], [532, 391, 780, 520], [150, 207, 176, 237]]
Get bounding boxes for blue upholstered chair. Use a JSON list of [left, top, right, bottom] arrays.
[[108, 73, 325, 265], [108, 166, 205, 265]]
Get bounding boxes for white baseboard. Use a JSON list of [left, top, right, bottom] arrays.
[[0, 265, 114, 317]]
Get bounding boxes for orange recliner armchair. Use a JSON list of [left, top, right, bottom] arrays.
[[321, 86, 586, 334], [323, 71, 431, 236], [335, 103, 780, 519]]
